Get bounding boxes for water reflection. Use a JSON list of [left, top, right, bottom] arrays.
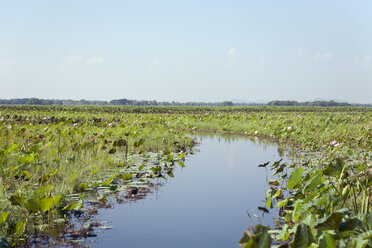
[[91, 134, 289, 248]]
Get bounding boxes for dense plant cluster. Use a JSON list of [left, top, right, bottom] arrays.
[[168, 107, 371, 247], [0, 105, 370, 247], [0, 108, 193, 246]]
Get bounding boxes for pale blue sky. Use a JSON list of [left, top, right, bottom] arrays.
[[1, 1, 371, 103]]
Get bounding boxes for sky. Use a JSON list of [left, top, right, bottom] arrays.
[[0, 1, 371, 103]]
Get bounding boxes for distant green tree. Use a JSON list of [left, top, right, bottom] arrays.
[[221, 101, 234, 106], [26, 98, 43, 105], [268, 100, 299, 106]]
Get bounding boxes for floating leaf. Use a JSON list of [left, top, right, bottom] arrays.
[[271, 159, 283, 169], [166, 154, 174, 162], [272, 163, 287, 176], [258, 161, 270, 168], [268, 179, 280, 187], [177, 153, 185, 160], [83, 220, 91, 229], [257, 207, 269, 213], [62, 199, 83, 211], [150, 166, 161, 174], [63, 201, 77, 211], [101, 179, 112, 187], [98, 225, 113, 229], [120, 174, 133, 180], [287, 167, 304, 190], [276, 198, 289, 208], [273, 188, 281, 198], [78, 182, 88, 191], [167, 171, 174, 178], [177, 161, 185, 168]]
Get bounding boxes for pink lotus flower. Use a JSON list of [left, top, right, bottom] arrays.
[[329, 140, 340, 148], [329, 140, 337, 146]]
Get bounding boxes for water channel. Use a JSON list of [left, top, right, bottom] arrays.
[[90, 134, 288, 247]]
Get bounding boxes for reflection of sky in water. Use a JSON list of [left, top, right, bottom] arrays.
[[91, 134, 290, 248], [227, 143, 234, 168]]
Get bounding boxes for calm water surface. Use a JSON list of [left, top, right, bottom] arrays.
[[91, 134, 287, 248]]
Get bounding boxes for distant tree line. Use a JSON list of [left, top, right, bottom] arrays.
[[0, 98, 370, 107], [268, 100, 353, 107], [0, 98, 107, 106], [267, 100, 371, 107], [0, 98, 263, 106]]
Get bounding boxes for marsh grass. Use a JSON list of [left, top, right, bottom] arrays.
[[0, 105, 371, 247], [0, 108, 193, 246]]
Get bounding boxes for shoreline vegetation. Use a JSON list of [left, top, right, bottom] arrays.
[[0, 105, 371, 247]]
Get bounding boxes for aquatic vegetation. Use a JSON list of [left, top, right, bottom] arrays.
[[167, 107, 371, 246], [247, 151, 372, 247], [0, 105, 370, 247], [0, 107, 193, 246]]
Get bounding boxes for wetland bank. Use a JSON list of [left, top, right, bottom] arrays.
[[0, 106, 371, 247]]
